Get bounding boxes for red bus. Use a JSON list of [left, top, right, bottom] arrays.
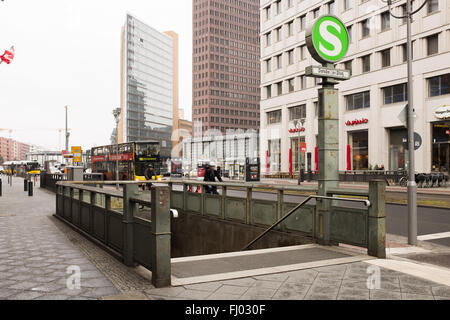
[[91, 141, 162, 181]]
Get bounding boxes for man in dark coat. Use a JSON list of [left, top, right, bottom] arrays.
[[144, 164, 156, 181], [203, 161, 222, 194]]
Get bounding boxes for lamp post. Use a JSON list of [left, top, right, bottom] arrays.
[[384, 0, 429, 245], [294, 118, 305, 185], [113, 108, 121, 190]]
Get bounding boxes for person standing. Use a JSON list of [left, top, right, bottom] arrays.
[[144, 164, 156, 181], [204, 161, 222, 194]]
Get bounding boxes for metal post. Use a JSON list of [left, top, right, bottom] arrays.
[[317, 66, 339, 245], [150, 185, 171, 287], [298, 123, 302, 185], [28, 180, 33, 197], [24, 179, 28, 192], [123, 184, 138, 266], [368, 180, 386, 258], [0, 178, 2, 197], [406, 0, 417, 246]]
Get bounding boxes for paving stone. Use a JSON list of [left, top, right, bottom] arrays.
[[434, 296, 450, 300], [253, 273, 289, 282], [220, 278, 257, 287], [82, 286, 119, 298], [273, 288, 308, 300], [0, 288, 20, 299], [30, 282, 67, 293], [313, 265, 347, 274], [214, 285, 248, 296], [7, 281, 40, 290], [369, 290, 401, 300], [304, 293, 338, 300], [338, 287, 369, 299], [401, 283, 433, 295], [337, 294, 370, 300], [252, 280, 283, 290], [176, 289, 212, 300], [35, 294, 70, 300], [432, 286, 450, 298], [399, 275, 438, 287], [0, 280, 17, 288], [242, 287, 276, 298], [145, 286, 186, 297], [184, 282, 222, 292], [8, 291, 44, 300], [401, 293, 434, 300], [207, 293, 242, 300], [315, 272, 344, 281], [308, 284, 340, 296]]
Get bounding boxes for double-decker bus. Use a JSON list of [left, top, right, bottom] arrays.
[[91, 141, 162, 181]]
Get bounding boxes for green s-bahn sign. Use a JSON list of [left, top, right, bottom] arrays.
[[306, 15, 349, 64]]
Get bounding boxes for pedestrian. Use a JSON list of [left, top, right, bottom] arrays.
[[144, 164, 156, 181], [203, 161, 222, 194]]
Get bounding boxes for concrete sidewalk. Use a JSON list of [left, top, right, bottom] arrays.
[[1, 175, 449, 300]]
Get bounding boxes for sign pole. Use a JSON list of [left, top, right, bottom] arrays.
[[305, 15, 349, 245]]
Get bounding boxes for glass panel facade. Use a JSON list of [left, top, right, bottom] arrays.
[[268, 139, 281, 172], [389, 129, 408, 171], [291, 136, 305, 171], [124, 14, 173, 159], [348, 131, 369, 170], [432, 121, 450, 173]]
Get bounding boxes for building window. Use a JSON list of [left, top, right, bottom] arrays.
[[313, 8, 320, 19], [288, 49, 294, 65], [265, 5, 271, 20], [427, 33, 439, 56], [300, 15, 306, 31], [266, 85, 272, 99], [361, 54, 370, 73], [276, 27, 282, 42], [348, 131, 369, 170], [401, 43, 407, 62], [277, 82, 283, 95], [288, 21, 294, 37], [289, 104, 306, 120], [265, 32, 271, 47], [301, 75, 307, 89], [276, 54, 282, 69], [428, 73, 450, 97], [314, 101, 318, 117], [381, 11, 390, 31], [389, 128, 408, 171], [300, 45, 307, 60], [428, 0, 439, 14], [275, 0, 281, 15], [266, 59, 271, 72], [328, 1, 335, 14], [344, 0, 352, 11], [361, 18, 370, 38], [401, 4, 407, 24], [288, 78, 295, 92], [344, 60, 352, 75], [346, 91, 370, 111], [267, 110, 282, 124], [288, 0, 294, 8], [347, 25, 352, 43], [381, 48, 391, 68], [383, 83, 407, 104]]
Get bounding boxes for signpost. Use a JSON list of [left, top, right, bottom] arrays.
[[71, 146, 82, 164], [402, 133, 422, 151], [305, 15, 350, 245]]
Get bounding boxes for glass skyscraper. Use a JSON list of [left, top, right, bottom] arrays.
[[120, 14, 173, 159]]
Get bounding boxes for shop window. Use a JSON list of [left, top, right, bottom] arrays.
[[268, 139, 281, 172], [432, 122, 450, 173], [428, 73, 450, 97], [291, 136, 306, 172], [389, 129, 408, 171], [348, 131, 369, 170]]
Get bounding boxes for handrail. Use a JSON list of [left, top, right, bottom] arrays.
[[241, 195, 371, 251]]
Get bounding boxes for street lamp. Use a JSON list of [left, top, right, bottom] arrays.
[[384, 0, 428, 245], [113, 108, 121, 190], [293, 118, 305, 185]]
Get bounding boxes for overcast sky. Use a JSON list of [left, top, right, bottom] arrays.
[[0, 0, 192, 151]]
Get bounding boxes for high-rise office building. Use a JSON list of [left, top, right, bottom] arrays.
[[119, 14, 174, 159], [192, 0, 261, 136]]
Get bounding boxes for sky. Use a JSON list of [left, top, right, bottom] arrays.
[[0, 0, 192, 152]]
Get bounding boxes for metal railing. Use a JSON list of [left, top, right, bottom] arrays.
[[55, 181, 171, 287], [241, 195, 371, 251]]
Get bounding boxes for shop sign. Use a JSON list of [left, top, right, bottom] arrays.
[[300, 142, 307, 153], [345, 118, 368, 126], [402, 132, 422, 151], [289, 127, 306, 133], [435, 105, 450, 119]]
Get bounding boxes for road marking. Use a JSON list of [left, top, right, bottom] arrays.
[[417, 231, 450, 241], [366, 259, 450, 287]]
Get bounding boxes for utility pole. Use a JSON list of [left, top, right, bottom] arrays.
[[65, 105, 70, 154], [385, 0, 429, 245]]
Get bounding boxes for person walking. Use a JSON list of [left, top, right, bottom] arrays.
[[144, 164, 156, 181]]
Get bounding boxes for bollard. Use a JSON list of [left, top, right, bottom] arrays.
[[0, 178, 2, 197], [368, 180, 386, 258], [24, 179, 28, 192], [28, 181, 33, 197]]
